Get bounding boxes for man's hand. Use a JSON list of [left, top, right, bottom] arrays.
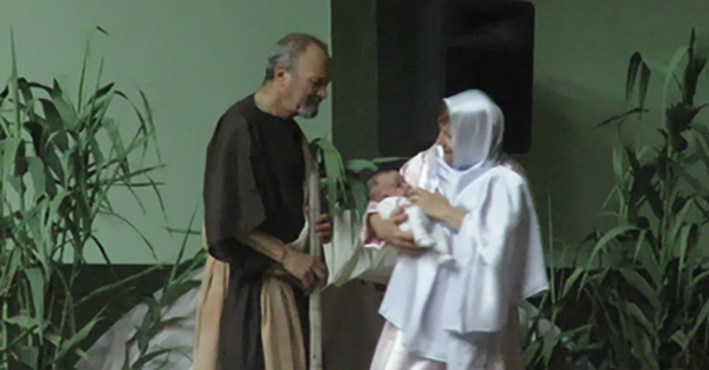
[[315, 214, 333, 244], [282, 249, 329, 290]]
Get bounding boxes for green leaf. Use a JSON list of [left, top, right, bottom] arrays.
[[689, 299, 709, 341], [692, 125, 709, 174], [54, 313, 102, 363], [96, 25, 111, 36], [691, 270, 709, 289], [74, 264, 161, 308], [159, 280, 201, 307], [634, 239, 663, 289], [4, 315, 35, 329], [611, 147, 626, 192], [677, 224, 698, 277], [346, 159, 378, 173], [83, 82, 114, 111], [10, 26, 21, 134], [16, 78, 37, 122], [24, 268, 45, 342], [146, 317, 186, 344], [619, 267, 661, 311], [19, 345, 39, 369], [90, 136, 105, 174], [670, 198, 693, 242], [49, 79, 79, 129], [5, 322, 38, 349], [25, 156, 46, 201], [102, 117, 129, 171], [82, 85, 115, 131], [671, 329, 690, 350], [39, 98, 69, 149], [672, 160, 709, 197], [99, 210, 159, 261], [2, 137, 22, 181], [624, 302, 654, 334], [41, 144, 66, 184], [541, 330, 562, 368], [77, 40, 90, 112], [133, 297, 161, 352], [632, 229, 648, 261], [165, 206, 198, 290], [587, 224, 638, 264], [562, 266, 585, 298], [112, 88, 163, 178], [139, 89, 161, 162], [87, 235, 117, 281], [638, 62, 651, 114], [626, 52, 643, 103], [130, 348, 177, 370], [523, 340, 542, 367], [625, 52, 652, 112], [349, 178, 369, 219], [48, 191, 69, 225], [595, 107, 649, 129], [0, 246, 21, 295], [663, 46, 689, 111], [371, 156, 407, 164], [99, 164, 166, 216], [25, 209, 48, 268], [164, 227, 201, 236], [313, 138, 349, 215]]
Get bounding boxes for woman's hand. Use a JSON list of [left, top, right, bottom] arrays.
[[407, 187, 452, 220], [368, 210, 425, 256], [407, 187, 467, 230]]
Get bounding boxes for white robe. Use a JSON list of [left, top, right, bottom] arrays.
[[378, 168, 548, 370]]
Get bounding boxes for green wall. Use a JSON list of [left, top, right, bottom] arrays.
[[1, 0, 332, 264], [3, 0, 708, 265], [518, 0, 709, 262]]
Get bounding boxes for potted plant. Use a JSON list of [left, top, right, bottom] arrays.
[[0, 29, 165, 369]]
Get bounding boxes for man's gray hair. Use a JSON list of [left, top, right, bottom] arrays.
[[264, 33, 329, 81]]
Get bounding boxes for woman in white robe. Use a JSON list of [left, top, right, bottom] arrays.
[[367, 90, 549, 370]]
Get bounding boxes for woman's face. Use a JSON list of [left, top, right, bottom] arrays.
[[435, 103, 454, 165]]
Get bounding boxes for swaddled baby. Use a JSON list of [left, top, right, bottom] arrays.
[[366, 171, 452, 264]]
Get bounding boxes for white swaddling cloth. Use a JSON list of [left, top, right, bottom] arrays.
[[376, 196, 452, 265]]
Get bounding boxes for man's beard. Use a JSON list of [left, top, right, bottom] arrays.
[[297, 95, 322, 119]]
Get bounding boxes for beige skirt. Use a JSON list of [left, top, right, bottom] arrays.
[[192, 255, 308, 370]]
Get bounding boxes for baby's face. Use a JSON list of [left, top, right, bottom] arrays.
[[372, 172, 410, 199]]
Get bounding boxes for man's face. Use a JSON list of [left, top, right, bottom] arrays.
[[435, 105, 454, 165], [280, 44, 330, 118]]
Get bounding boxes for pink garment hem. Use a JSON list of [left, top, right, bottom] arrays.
[[362, 200, 386, 249], [370, 321, 445, 370]]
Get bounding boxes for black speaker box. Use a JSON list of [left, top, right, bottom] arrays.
[[376, 0, 535, 157]]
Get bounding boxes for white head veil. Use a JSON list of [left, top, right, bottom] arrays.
[[434, 90, 505, 201]]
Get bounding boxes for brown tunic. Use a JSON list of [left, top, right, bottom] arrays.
[[200, 95, 309, 370]]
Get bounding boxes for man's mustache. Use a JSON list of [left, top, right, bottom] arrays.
[[305, 95, 322, 106]]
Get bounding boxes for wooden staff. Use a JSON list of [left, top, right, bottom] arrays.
[[308, 170, 323, 370]]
